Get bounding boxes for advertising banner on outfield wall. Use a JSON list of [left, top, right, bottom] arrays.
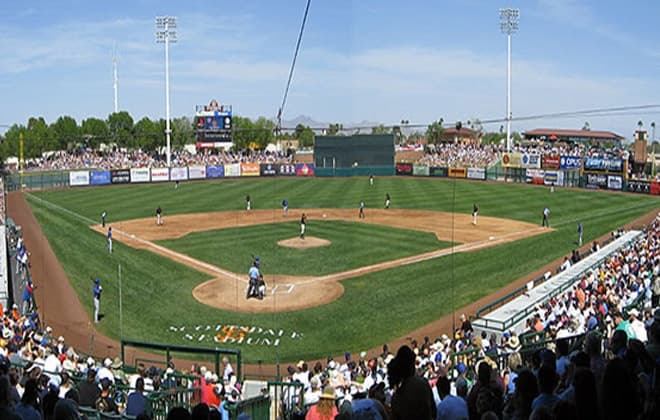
[[413, 165, 430, 176], [89, 170, 111, 185], [607, 175, 623, 190], [543, 171, 564, 186], [224, 163, 241, 177], [585, 173, 608, 189], [501, 152, 522, 168], [583, 157, 623, 172], [651, 182, 660, 195], [188, 166, 206, 179], [560, 156, 582, 170], [170, 167, 188, 181], [110, 169, 130, 184], [206, 165, 225, 178], [448, 168, 467, 178], [69, 171, 90, 186], [526, 169, 545, 185], [295, 163, 315, 176], [241, 163, 260, 177], [542, 154, 560, 170], [521, 154, 541, 169], [395, 163, 413, 175], [467, 167, 486, 180], [628, 180, 651, 194], [151, 167, 170, 182], [430, 166, 447, 177], [130, 168, 150, 183], [260, 164, 278, 176], [279, 164, 296, 176]]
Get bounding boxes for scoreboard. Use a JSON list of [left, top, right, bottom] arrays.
[[195, 100, 232, 143]]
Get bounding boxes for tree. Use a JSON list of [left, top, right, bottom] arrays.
[[0, 124, 25, 161], [638, 120, 644, 130], [298, 126, 315, 147], [326, 123, 343, 136], [50, 116, 79, 150], [371, 124, 389, 135], [294, 123, 305, 139], [25, 117, 54, 158], [251, 117, 276, 149], [481, 131, 505, 145], [469, 118, 484, 141], [582, 121, 591, 131], [107, 111, 134, 148], [133, 117, 160, 151], [171, 116, 194, 149], [81, 117, 109, 149], [232, 116, 254, 150], [425, 117, 445, 144]]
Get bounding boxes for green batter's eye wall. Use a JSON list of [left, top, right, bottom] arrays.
[[314, 134, 395, 176]]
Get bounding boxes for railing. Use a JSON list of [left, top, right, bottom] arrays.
[[145, 387, 200, 420], [268, 381, 305, 420], [229, 394, 271, 419]]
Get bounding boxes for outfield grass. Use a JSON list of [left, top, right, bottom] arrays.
[[157, 221, 451, 276], [27, 177, 660, 362]]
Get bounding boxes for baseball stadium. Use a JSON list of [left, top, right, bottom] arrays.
[[1, 2, 660, 420]]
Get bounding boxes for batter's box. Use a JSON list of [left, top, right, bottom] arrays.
[[271, 284, 295, 295]]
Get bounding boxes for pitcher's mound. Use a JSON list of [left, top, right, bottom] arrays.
[[278, 236, 331, 249]]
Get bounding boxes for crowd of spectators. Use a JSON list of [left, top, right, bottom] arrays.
[[418, 144, 500, 168], [20, 149, 292, 172]]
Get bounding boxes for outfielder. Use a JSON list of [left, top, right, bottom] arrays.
[[577, 222, 583, 246], [101, 210, 107, 227], [472, 203, 479, 225], [542, 207, 550, 227], [282, 198, 288, 216], [385, 193, 391, 209], [359, 200, 365, 218], [107, 227, 113, 253], [93, 278, 103, 323], [300, 213, 307, 239], [246, 194, 251, 211], [156, 206, 163, 226], [369, 175, 374, 186]]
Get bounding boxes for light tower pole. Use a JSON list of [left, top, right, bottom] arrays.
[[113, 46, 119, 113], [156, 16, 177, 167], [500, 8, 519, 152]]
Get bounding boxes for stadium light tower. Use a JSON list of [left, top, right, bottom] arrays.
[[500, 8, 519, 152], [113, 45, 119, 113], [155, 16, 177, 167]]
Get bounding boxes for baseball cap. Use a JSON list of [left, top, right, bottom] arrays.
[[94, 278, 100, 284]]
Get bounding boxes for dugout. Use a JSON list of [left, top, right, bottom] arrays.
[[314, 134, 395, 176]]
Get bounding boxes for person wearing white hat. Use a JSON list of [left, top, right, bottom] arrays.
[[628, 309, 647, 342], [95, 358, 115, 384]]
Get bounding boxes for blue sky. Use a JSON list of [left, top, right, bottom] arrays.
[[1, 0, 659, 138]]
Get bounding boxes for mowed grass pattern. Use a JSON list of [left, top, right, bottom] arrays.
[[26, 177, 660, 362], [157, 221, 451, 276]]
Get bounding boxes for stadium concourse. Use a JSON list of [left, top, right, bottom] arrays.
[[2, 184, 660, 419]]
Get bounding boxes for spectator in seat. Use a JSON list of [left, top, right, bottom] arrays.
[[0, 375, 21, 420], [78, 369, 99, 408], [126, 377, 148, 417], [389, 345, 436, 420]]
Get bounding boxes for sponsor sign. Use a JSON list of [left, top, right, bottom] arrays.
[[585, 173, 608, 188], [206, 165, 225, 178], [260, 164, 278, 176], [448, 168, 467, 178], [521, 154, 541, 169], [130, 168, 150, 183], [69, 171, 90, 187], [151, 167, 170, 182], [501, 152, 522, 168], [467, 167, 486, 180], [188, 166, 206, 179], [110, 169, 130, 184], [167, 324, 304, 347], [651, 182, 660, 196], [170, 167, 188, 181], [295, 163, 315, 176], [526, 169, 545, 185], [430, 166, 447, 177], [543, 171, 564, 186], [583, 157, 623, 172], [559, 155, 582, 170], [241, 163, 260, 177], [628, 180, 651, 194], [395, 163, 413, 175], [607, 175, 623, 190], [542, 154, 560, 170], [89, 170, 111, 185], [412, 165, 430, 176], [224, 163, 241, 177], [278, 164, 296, 176]]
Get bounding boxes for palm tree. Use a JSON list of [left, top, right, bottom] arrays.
[[651, 121, 656, 142], [638, 120, 644, 131], [582, 121, 590, 131]]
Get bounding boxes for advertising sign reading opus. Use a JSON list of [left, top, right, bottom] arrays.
[[560, 156, 582, 170]]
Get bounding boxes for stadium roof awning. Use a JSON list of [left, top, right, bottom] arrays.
[[523, 128, 625, 142]]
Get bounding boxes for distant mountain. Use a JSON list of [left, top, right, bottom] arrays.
[[282, 115, 383, 130]]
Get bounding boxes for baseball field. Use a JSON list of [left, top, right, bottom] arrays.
[[17, 177, 660, 363]]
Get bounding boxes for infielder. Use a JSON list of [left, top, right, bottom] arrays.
[[101, 210, 107, 228], [246, 194, 251, 211], [369, 175, 374, 186], [542, 207, 550, 227], [359, 200, 365, 218], [300, 213, 307, 239], [107, 227, 113, 253], [156, 206, 163, 226], [282, 198, 288, 216], [472, 203, 479, 225], [93, 278, 103, 323], [385, 193, 391, 209]]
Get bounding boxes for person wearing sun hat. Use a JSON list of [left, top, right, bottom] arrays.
[[304, 385, 337, 419]]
